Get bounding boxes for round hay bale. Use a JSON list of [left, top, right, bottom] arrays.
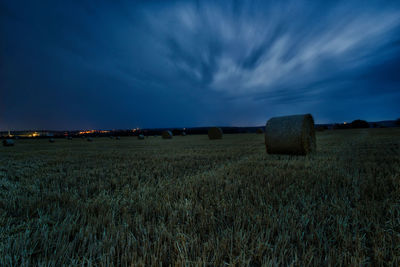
[[49, 138, 55, 143], [265, 114, 316, 155], [162, 131, 173, 139], [68, 136, 73, 140], [116, 136, 120, 140], [87, 137, 93, 142], [256, 128, 264, 134], [138, 134, 145, 140], [3, 139, 14, 146], [208, 127, 223, 140], [182, 132, 187, 136]]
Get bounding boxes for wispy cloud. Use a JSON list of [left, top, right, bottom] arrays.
[[144, 1, 400, 99], [1, 0, 400, 130]]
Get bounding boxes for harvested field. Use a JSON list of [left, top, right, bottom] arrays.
[[0, 128, 399, 266]]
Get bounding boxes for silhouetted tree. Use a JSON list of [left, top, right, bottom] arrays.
[[172, 129, 182, 136], [350, 119, 369, 128], [333, 123, 350, 130], [396, 118, 400, 126]]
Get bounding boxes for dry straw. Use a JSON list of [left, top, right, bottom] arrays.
[[265, 114, 316, 155], [162, 131, 173, 139], [208, 127, 223, 140], [2, 139, 14, 146]]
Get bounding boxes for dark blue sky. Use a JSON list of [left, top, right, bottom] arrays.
[[1, 0, 400, 130]]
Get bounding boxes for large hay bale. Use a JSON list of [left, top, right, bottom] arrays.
[[116, 136, 120, 140], [2, 139, 14, 146], [49, 138, 55, 143], [87, 137, 93, 142], [181, 132, 187, 136], [265, 114, 316, 155], [138, 134, 145, 140], [208, 127, 223, 140], [162, 131, 173, 139], [68, 136, 73, 140]]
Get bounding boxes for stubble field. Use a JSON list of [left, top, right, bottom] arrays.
[[0, 128, 399, 266]]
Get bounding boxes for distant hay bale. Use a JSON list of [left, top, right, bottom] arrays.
[[49, 138, 55, 143], [116, 136, 120, 140], [162, 131, 173, 139], [256, 128, 264, 134], [109, 136, 114, 139], [138, 134, 145, 140], [2, 139, 14, 146], [68, 136, 73, 140], [182, 132, 187, 136], [208, 127, 223, 140], [265, 114, 316, 155], [87, 137, 93, 142]]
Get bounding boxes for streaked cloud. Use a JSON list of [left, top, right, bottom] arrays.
[[1, 0, 399, 130]]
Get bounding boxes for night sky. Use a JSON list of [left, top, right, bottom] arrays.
[[1, 0, 400, 131]]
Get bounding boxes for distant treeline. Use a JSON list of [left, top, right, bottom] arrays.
[[331, 119, 400, 130], [1, 119, 399, 139]]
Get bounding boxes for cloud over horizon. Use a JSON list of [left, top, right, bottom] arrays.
[[1, 0, 400, 130]]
